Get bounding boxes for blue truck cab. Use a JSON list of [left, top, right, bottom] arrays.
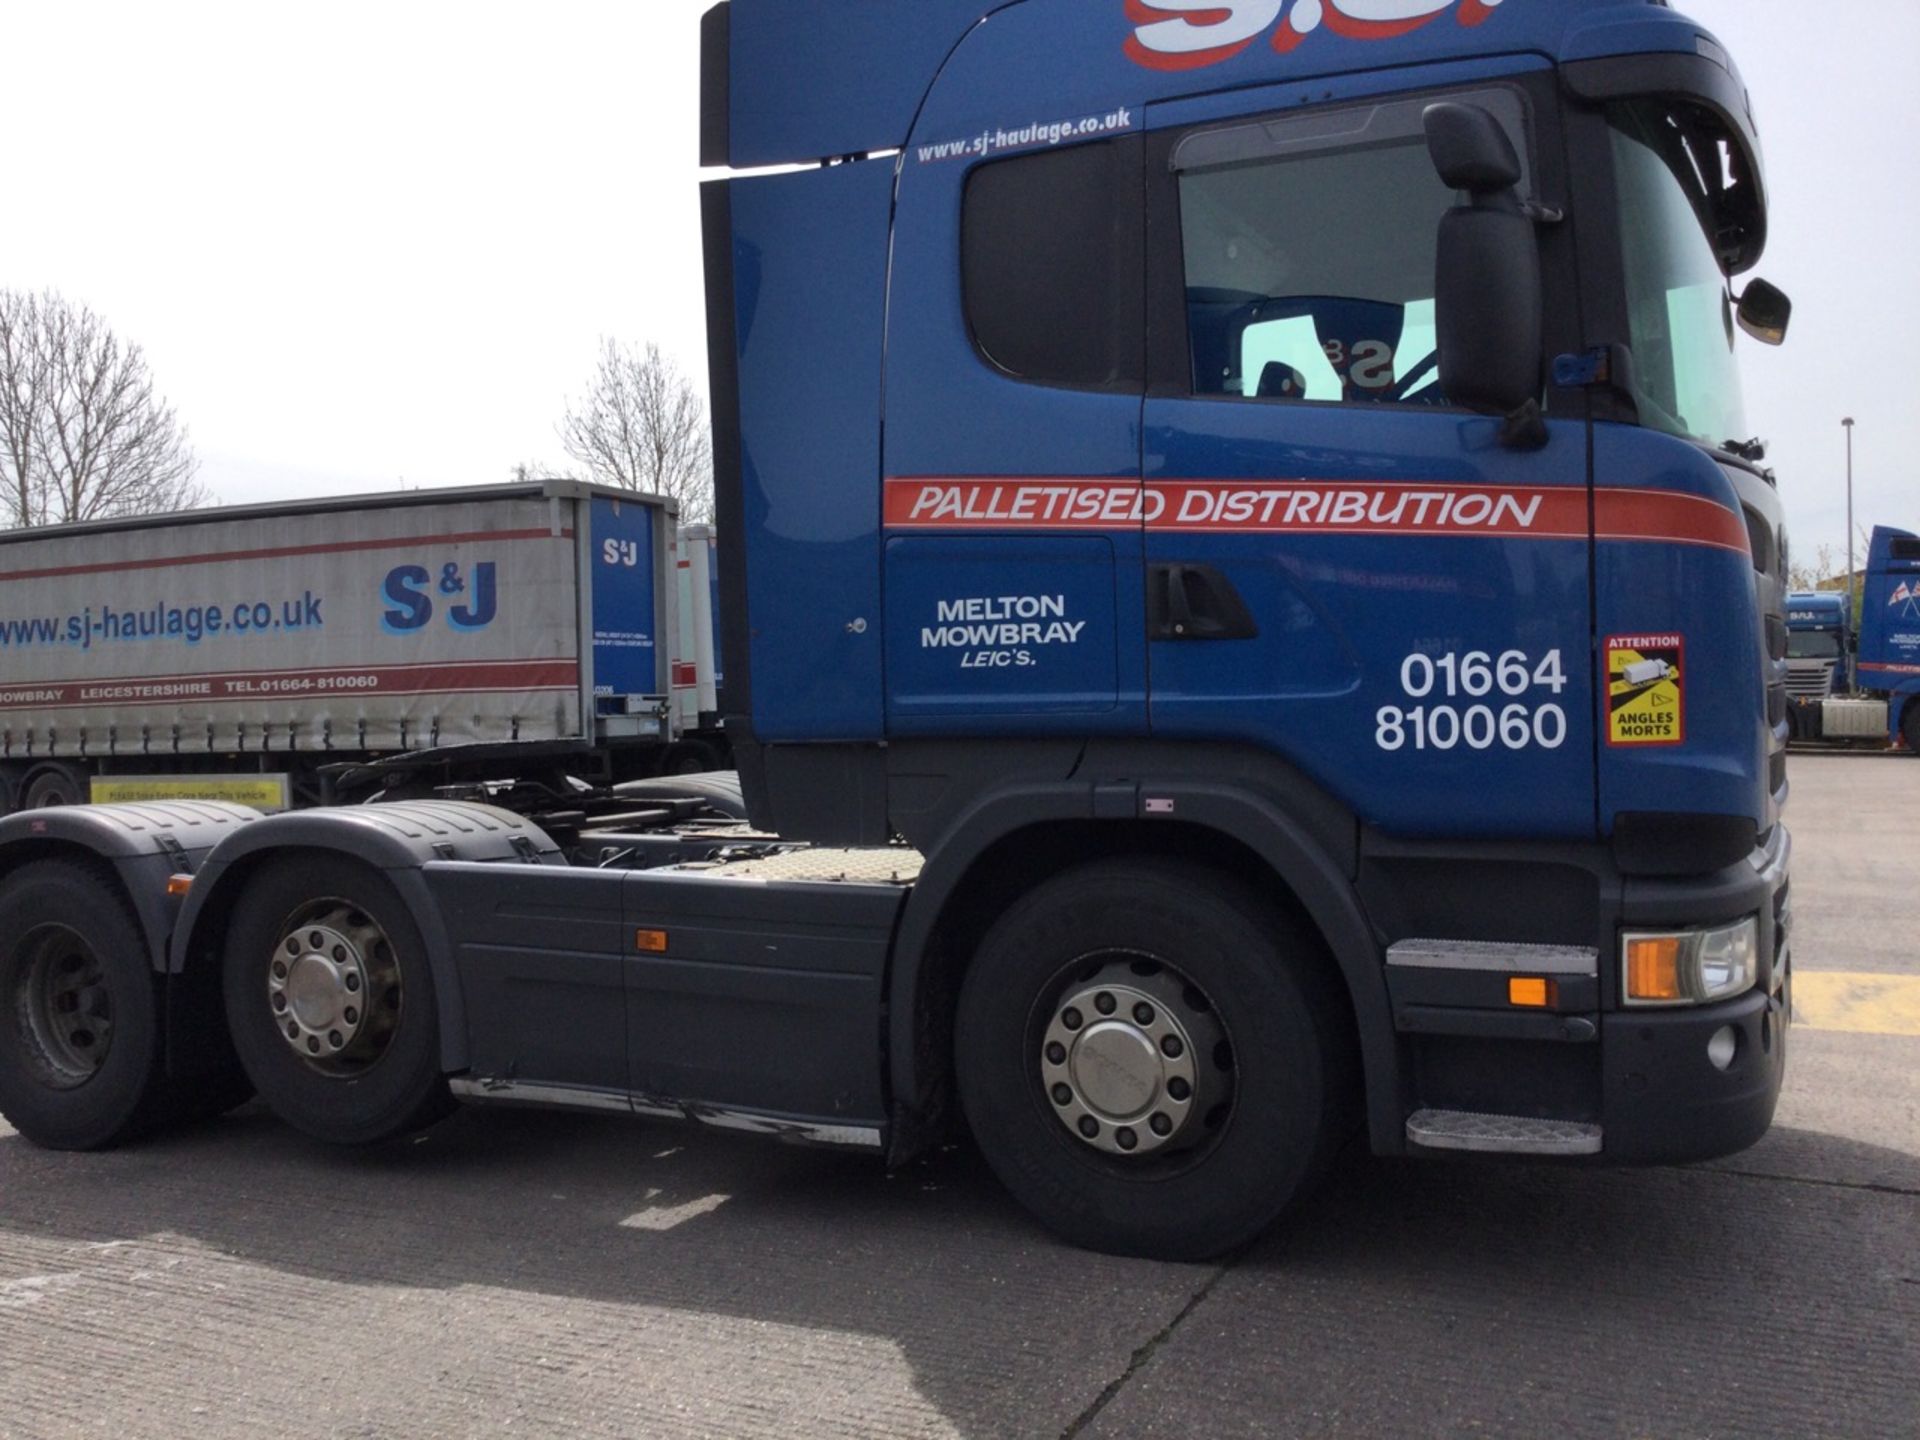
[[1856, 526, 1920, 748], [693, 0, 1796, 1246], [1785, 590, 1852, 715]]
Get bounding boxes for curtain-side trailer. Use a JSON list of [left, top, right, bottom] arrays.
[[0, 482, 681, 813]]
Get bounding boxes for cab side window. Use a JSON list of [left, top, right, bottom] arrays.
[[961, 137, 1145, 392], [1178, 128, 1461, 406]]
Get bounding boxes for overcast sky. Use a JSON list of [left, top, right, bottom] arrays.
[[4, 0, 1912, 568]]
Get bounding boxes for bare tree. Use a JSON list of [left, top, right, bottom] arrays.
[[0, 289, 205, 528], [507, 459, 578, 484], [1788, 542, 1837, 594], [560, 339, 712, 522]]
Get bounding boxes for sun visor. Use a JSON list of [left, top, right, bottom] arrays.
[[1563, 45, 1768, 273], [702, 0, 1001, 169]]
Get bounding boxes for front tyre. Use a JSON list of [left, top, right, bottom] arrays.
[[222, 856, 452, 1145], [0, 860, 169, 1148], [955, 860, 1355, 1260]]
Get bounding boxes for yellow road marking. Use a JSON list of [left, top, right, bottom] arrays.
[[1792, 972, 1920, 1038]]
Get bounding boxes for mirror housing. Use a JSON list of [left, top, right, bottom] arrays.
[[1736, 278, 1792, 346], [1425, 103, 1544, 435]]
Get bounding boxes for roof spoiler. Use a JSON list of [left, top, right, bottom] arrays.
[[701, 0, 1006, 169]]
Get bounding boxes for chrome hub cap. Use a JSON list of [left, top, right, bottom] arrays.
[[267, 904, 399, 1075], [1041, 961, 1231, 1158]]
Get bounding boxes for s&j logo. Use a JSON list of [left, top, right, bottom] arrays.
[[1125, 0, 1505, 71]]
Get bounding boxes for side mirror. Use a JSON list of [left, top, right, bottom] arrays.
[[1736, 278, 1792, 346], [1424, 104, 1544, 437]]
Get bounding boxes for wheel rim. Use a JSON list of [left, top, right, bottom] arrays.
[[1037, 955, 1233, 1161], [266, 900, 402, 1076], [13, 924, 115, 1088]]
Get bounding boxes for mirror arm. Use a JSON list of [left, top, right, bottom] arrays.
[[1499, 398, 1550, 451]]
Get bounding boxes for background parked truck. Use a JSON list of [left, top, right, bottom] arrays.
[[0, 481, 728, 813], [1787, 525, 1920, 751]]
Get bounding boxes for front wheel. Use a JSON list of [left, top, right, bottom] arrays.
[[222, 856, 452, 1145], [955, 860, 1356, 1260]]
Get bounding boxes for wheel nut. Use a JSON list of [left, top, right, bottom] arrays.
[[1161, 1035, 1184, 1059], [1077, 1116, 1099, 1139], [328, 1031, 344, 1049], [284, 937, 299, 956], [1045, 1042, 1067, 1065], [1116, 1127, 1138, 1152], [332, 945, 346, 962], [1094, 992, 1116, 1016], [286, 1022, 299, 1040], [1150, 1113, 1173, 1137], [344, 973, 360, 993], [1133, 1002, 1155, 1026], [1061, 1007, 1083, 1032], [307, 1036, 320, 1053], [344, 1007, 359, 1026], [272, 961, 287, 980], [1052, 1083, 1073, 1106], [272, 994, 287, 1013], [1168, 1077, 1192, 1102], [308, 932, 323, 949]]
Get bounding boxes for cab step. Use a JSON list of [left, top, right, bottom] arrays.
[[1406, 1108, 1602, 1156]]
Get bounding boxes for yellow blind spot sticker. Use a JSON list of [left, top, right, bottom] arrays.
[[1606, 634, 1685, 746]]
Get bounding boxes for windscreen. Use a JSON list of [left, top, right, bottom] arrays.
[[1787, 631, 1840, 661], [1609, 101, 1750, 448]]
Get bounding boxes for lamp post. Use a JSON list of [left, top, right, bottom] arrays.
[[1843, 416, 1856, 689], [1842, 417, 1855, 609]]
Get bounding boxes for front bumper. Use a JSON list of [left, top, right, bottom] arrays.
[[1601, 822, 1792, 1162], [1388, 823, 1792, 1164], [1599, 981, 1788, 1163]]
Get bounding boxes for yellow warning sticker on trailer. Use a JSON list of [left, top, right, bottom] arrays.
[[89, 775, 291, 811], [1606, 634, 1685, 746]]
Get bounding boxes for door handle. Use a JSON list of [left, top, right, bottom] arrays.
[[1148, 564, 1259, 641]]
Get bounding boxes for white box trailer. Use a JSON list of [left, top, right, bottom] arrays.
[[0, 481, 677, 811], [668, 523, 726, 768]]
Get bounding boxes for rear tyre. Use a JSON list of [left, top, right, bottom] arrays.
[[222, 856, 452, 1145], [955, 859, 1356, 1260], [22, 765, 85, 809], [0, 860, 169, 1148]]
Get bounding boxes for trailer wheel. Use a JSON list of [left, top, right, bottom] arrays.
[[0, 860, 170, 1149], [222, 857, 452, 1145], [954, 859, 1355, 1261], [22, 765, 85, 809]]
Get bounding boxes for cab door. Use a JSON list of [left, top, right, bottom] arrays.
[[882, 130, 1149, 735], [1141, 76, 1596, 840]]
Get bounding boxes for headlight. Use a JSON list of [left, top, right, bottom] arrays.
[[1621, 916, 1759, 1007]]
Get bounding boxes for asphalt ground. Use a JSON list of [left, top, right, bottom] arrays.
[[2, 752, 1915, 1438]]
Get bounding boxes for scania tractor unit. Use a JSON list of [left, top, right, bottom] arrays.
[[1785, 590, 1852, 715], [1787, 527, 1920, 750], [0, 0, 1797, 1259]]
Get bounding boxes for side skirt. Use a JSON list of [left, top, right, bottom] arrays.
[[446, 1076, 885, 1151]]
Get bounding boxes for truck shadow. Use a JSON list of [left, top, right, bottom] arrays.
[[0, 1107, 1914, 1437]]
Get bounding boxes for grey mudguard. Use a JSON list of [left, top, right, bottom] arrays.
[[0, 802, 262, 970], [172, 801, 567, 1075]]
